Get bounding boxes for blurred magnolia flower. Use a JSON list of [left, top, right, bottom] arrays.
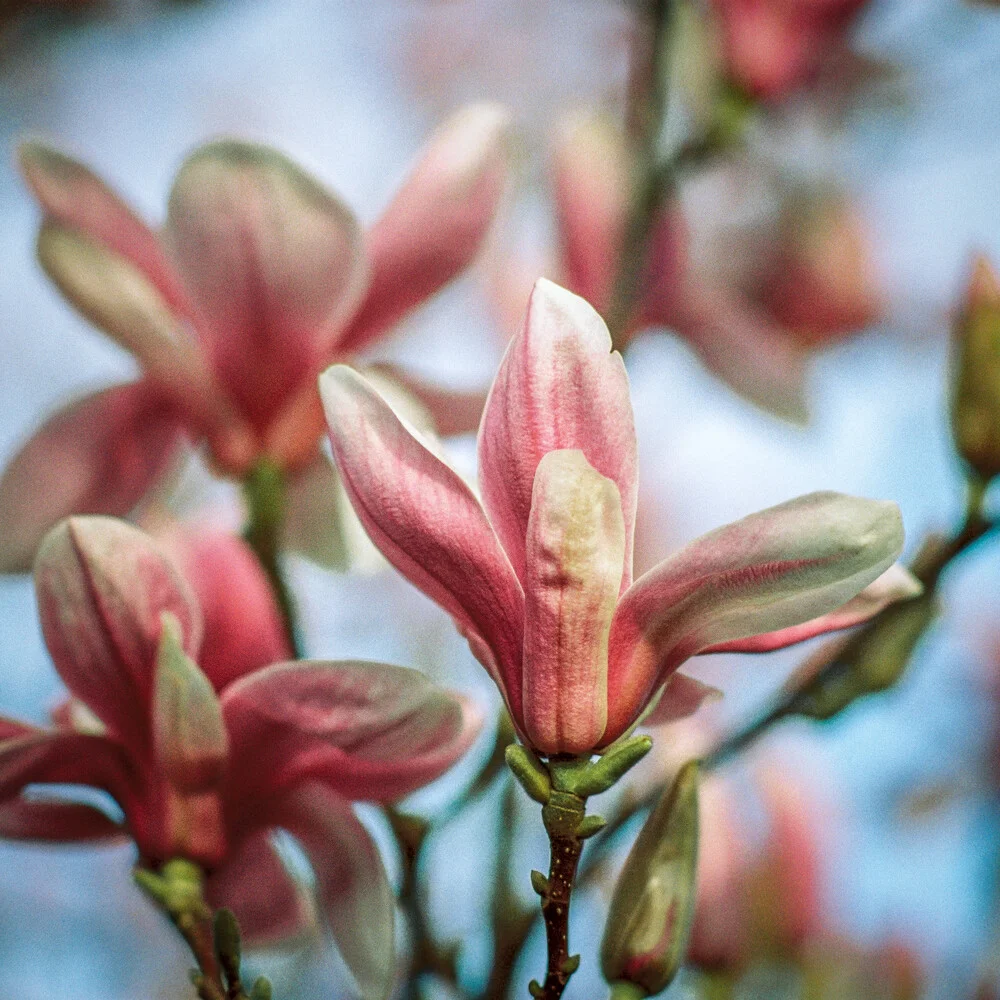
[[321, 278, 915, 757], [0, 516, 481, 999], [710, 0, 872, 102], [495, 116, 883, 421], [690, 767, 826, 970], [0, 103, 509, 572]]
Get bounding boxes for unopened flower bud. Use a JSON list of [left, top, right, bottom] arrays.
[[601, 761, 700, 996], [952, 255, 1000, 480]]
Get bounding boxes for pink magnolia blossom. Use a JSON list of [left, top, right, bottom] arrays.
[[320, 278, 914, 756], [0, 516, 481, 999], [711, 0, 872, 102], [0, 103, 509, 572], [497, 117, 882, 421], [689, 768, 826, 970]]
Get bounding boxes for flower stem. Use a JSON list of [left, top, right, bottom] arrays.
[[532, 789, 587, 1000], [242, 457, 302, 658]]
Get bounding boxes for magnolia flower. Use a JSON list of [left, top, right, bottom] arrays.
[[690, 768, 826, 970], [497, 117, 881, 421], [321, 278, 914, 756], [0, 516, 480, 999], [0, 103, 509, 572], [710, 0, 872, 102]]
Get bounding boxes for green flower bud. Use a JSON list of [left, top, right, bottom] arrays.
[[951, 255, 1000, 480], [601, 761, 700, 996]]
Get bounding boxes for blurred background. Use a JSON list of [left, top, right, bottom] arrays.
[[1, 1, 999, 998]]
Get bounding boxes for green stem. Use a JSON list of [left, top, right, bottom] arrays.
[[242, 458, 302, 658]]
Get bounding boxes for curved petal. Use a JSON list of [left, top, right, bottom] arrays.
[[18, 141, 191, 314], [478, 279, 638, 587], [642, 673, 723, 728], [320, 364, 524, 711], [553, 113, 629, 313], [207, 831, 314, 946], [222, 660, 482, 806], [657, 280, 810, 424], [0, 796, 124, 842], [0, 731, 134, 805], [0, 382, 183, 573], [277, 784, 395, 1000], [338, 103, 510, 355], [605, 492, 904, 743], [522, 450, 625, 755], [164, 140, 367, 434], [156, 525, 291, 690], [703, 563, 922, 654], [34, 517, 202, 752]]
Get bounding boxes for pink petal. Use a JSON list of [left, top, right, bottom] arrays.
[[478, 279, 639, 587], [0, 716, 42, 740], [34, 516, 202, 752], [368, 362, 490, 437], [222, 659, 482, 806], [156, 525, 291, 690], [0, 382, 183, 573], [276, 783, 395, 1000], [704, 563, 922, 654], [320, 364, 524, 711], [605, 492, 904, 744], [553, 113, 629, 312], [0, 731, 134, 805], [642, 673, 723, 727], [18, 141, 191, 314], [207, 832, 314, 946], [522, 450, 625, 755], [152, 612, 228, 794], [658, 279, 810, 423], [338, 103, 510, 355], [164, 140, 367, 435], [0, 797, 124, 842], [35, 223, 241, 454]]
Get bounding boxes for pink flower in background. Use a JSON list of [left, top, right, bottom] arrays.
[[0, 103, 509, 572], [689, 768, 826, 970], [711, 0, 872, 101], [496, 116, 884, 421], [321, 278, 916, 756], [0, 516, 481, 998]]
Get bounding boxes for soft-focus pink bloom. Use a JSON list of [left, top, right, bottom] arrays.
[[497, 117, 882, 421], [689, 768, 826, 969], [711, 0, 871, 102], [0, 516, 481, 998], [321, 278, 914, 756], [0, 104, 509, 572]]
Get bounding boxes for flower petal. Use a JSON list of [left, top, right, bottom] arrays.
[[320, 364, 524, 710], [522, 450, 624, 755], [553, 113, 629, 313], [478, 279, 638, 587], [164, 140, 367, 434], [642, 673, 723, 727], [605, 492, 904, 743], [18, 141, 191, 314], [0, 796, 124, 842], [277, 784, 395, 1000], [152, 612, 228, 794], [0, 731, 134, 805], [156, 525, 292, 689], [338, 103, 510, 355], [368, 362, 489, 438], [222, 659, 482, 805], [703, 563, 922, 654], [34, 517, 202, 752], [207, 832, 314, 946], [0, 382, 183, 573], [35, 223, 235, 442]]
